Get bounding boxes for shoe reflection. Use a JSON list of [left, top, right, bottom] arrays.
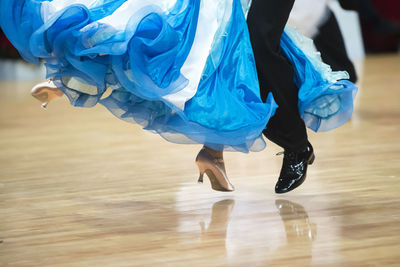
[[275, 199, 317, 241], [200, 199, 235, 242], [271, 199, 317, 264]]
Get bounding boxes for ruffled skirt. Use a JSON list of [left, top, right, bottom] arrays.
[[0, 0, 357, 152]]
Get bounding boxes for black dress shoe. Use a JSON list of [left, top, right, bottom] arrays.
[[275, 142, 315, 194]]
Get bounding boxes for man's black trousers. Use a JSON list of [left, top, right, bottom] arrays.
[[247, 0, 308, 151]]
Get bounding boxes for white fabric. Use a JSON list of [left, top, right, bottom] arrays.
[[328, 0, 365, 62], [288, 0, 330, 38]]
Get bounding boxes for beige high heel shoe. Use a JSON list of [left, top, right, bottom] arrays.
[[31, 80, 64, 108], [195, 148, 235, 192]]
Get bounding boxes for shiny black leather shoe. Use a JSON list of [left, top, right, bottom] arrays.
[[275, 142, 315, 194]]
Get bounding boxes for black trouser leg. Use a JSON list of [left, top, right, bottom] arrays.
[[247, 0, 308, 151], [314, 11, 358, 83]]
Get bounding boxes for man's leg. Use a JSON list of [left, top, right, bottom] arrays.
[[247, 0, 314, 193], [247, 0, 308, 152], [314, 11, 358, 83]]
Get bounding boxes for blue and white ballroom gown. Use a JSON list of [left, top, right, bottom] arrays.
[[0, 0, 357, 152]]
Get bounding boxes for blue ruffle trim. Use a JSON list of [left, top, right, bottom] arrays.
[[281, 29, 358, 132]]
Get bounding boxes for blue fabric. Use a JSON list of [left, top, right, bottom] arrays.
[[0, 0, 357, 152], [0, 0, 43, 63], [280, 31, 358, 132]]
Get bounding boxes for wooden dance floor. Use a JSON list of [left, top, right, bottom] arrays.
[[0, 55, 399, 266]]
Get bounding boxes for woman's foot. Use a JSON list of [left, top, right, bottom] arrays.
[[31, 80, 64, 108], [195, 146, 235, 192]]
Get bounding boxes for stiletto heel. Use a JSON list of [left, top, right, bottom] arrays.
[[31, 80, 64, 109], [195, 148, 235, 192], [198, 172, 204, 184]]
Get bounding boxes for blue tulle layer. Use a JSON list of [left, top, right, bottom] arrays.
[[280, 31, 358, 132], [0, 0, 357, 152]]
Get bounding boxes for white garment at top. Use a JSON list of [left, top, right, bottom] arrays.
[[288, 0, 330, 38]]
